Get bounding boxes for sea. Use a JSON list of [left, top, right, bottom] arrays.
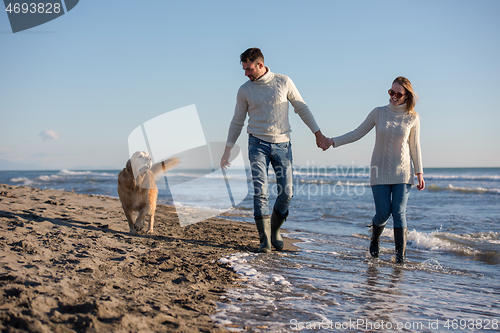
[[1, 167, 499, 332]]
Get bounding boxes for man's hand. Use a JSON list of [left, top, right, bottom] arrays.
[[220, 146, 232, 169], [315, 130, 331, 151]]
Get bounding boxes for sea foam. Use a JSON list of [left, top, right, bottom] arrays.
[[218, 253, 292, 288]]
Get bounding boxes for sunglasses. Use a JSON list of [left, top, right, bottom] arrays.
[[388, 89, 405, 99]]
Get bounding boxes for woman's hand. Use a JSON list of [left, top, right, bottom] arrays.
[[416, 173, 425, 190]]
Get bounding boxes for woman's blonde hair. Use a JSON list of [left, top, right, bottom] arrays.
[[393, 76, 418, 113]]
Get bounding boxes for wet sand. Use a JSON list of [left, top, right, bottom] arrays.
[[0, 183, 298, 332]]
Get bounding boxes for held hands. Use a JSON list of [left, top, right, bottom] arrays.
[[326, 137, 334, 148], [315, 130, 333, 151]]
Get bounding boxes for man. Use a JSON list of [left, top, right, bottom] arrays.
[[220, 48, 330, 253]]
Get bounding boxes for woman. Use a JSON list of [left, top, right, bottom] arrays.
[[328, 76, 425, 264]]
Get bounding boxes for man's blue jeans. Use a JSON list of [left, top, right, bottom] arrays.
[[371, 184, 412, 229], [248, 135, 293, 219]]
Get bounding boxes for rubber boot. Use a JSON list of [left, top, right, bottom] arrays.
[[255, 217, 271, 253], [369, 224, 385, 258], [271, 209, 287, 251], [394, 227, 407, 264]]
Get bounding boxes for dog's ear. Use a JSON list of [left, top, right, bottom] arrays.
[[126, 159, 132, 173]]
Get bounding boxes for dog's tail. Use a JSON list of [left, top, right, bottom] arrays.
[[151, 157, 180, 177]]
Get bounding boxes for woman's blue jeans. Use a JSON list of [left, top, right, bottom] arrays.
[[371, 184, 412, 228], [248, 135, 293, 219]]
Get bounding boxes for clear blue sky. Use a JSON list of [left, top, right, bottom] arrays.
[[1, 0, 499, 170]]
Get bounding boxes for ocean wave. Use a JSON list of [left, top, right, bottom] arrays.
[[407, 229, 474, 253], [204, 173, 248, 180], [165, 172, 248, 181], [427, 184, 500, 195], [425, 175, 500, 181], [38, 175, 54, 181], [8, 170, 118, 190], [297, 179, 371, 186], [10, 177, 32, 185], [59, 169, 93, 176], [446, 231, 500, 245], [58, 170, 116, 177], [404, 229, 500, 265], [373, 228, 499, 256]]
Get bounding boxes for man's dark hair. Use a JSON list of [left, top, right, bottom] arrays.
[[240, 48, 264, 64]]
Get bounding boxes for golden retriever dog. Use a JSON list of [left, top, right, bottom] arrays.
[[117, 151, 179, 235]]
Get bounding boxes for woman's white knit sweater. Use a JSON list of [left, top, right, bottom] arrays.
[[332, 103, 423, 186], [226, 68, 320, 147]]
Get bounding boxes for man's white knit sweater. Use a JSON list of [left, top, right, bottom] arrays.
[[332, 103, 423, 186], [226, 68, 320, 147]]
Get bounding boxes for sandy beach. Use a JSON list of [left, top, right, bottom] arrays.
[[0, 183, 297, 332]]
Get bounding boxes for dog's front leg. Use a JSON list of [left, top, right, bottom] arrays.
[[147, 189, 157, 235], [134, 207, 148, 233], [146, 214, 154, 234], [123, 206, 137, 235]]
